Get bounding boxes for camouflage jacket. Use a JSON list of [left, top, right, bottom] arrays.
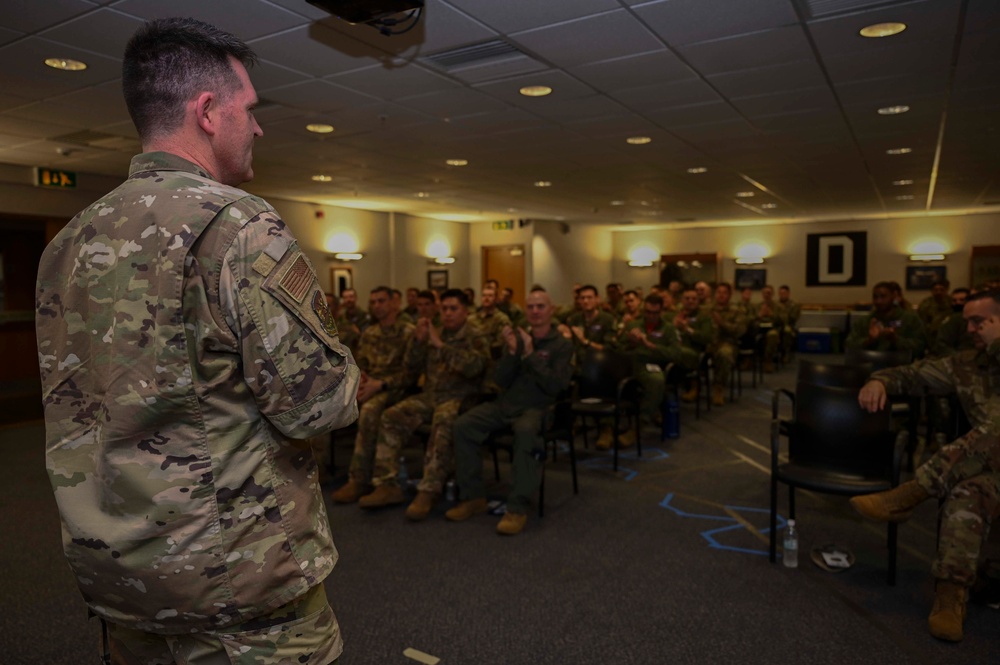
[[673, 309, 715, 353], [494, 326, 574, 412], [472, 307, 512, 356], [335, 313, 362, 352], [405, 320, 490, 400], [871, 340, 1000, 435], [342, 306, 371, 332], [566, 310, 617, 349], [35, 152, 360, 634], [845, 306, 926, 356], [618, 318, 681, 366], [931, 311, 975, 358], [354, 319, 415, 394], [780, 299, 802, 327], [918, 296, 953, 330], [709, 303, 748, 346]]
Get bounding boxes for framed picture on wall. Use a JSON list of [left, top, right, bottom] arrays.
[[427, 269, 448, 290], [329, 267, 353, 297], [734, 268, 767, 290], [905, 265, 946, 290]]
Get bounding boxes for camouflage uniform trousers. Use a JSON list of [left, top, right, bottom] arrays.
[[914, 430, 1000, 586], [763, 328, 780, 362], [346, 391, 392, 484], [635, 348, 698, 424], [710, 341, 737, 388], [371, 393, 462, 494], [107, 583, 340, 665]]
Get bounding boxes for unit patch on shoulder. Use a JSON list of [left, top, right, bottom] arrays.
[[312, 290, 338, 336], [277, 252, 313, 303], [252, 253, 277, 277]]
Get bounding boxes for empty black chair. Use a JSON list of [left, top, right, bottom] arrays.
[[489, 396, 577, 517], [844, 348, 913, 371], [770, 382, 907, 585], [797, 359, 873, 388], [570, 349, 641, 471]]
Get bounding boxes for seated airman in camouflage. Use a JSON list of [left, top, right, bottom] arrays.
[[393, 287, 415, 325], [756, 285, 784, 373], [918, 279, 954, 339], [565, 284, 619, 449], [616, 289, 643, 332], [852, 290, 1000, 642], [846, 281, 927, 357], [331, 286, 415, 504], [415, 288, 441, 328], [932, 288, 974, 357], [777, 285, 801, 362], [617, 294, 699, 445], [707, 282, 748, 406], [673, 287, 715, 402], [358, 289, 490, 520], [473, 284, 512, 359]]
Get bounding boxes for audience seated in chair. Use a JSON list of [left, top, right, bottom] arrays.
[[706, 282, 748, 406], [850, 290, 1000, 642], [331, 286, 416, 504], [845, 281, 926, 357], [357, 289, 490, 521], [673, 288, 715, 404], [448, 288, 574, 535]]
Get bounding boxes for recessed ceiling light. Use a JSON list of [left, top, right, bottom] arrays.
[[507, 207, 518, 212], [687, 167, 708, 174], [446, 159, 468, 166], [306, 123, 335, 134], [534, 181, 552, 187], [761, 203, 777, 209], [610, 200, 625, 206], [886, 148, 912, 155], [877, 105, 910, 115], [519, 85, 552, 97], [860, 22, 907, 38], [626, 136, 652, 145], [896, 195, 914, 200], [893, 179, 914, 186], [311, 175, 333, 182], [735, 191, 755, 198], [45, 57, 87, 71], [415, 192, 430, 198]]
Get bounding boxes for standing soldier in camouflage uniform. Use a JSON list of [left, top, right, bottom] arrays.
[[851, 291, 1000, 642], [617, 294, 699, 445], [777, 285, 801, 362], [472, 284, 512, 358], [331, 286, 415, 504], [34, 18, 359, 664], [358, 289, 489, 520], [708, 282, 748, 406]]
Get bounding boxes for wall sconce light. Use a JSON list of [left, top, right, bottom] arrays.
[[908, 240, 947, 262], [332, 252, 363, 261], [627, 245, 659, 268], [735, 257, 764, 265], [429, 257, 455, 265], [734, 242, 769, 265]]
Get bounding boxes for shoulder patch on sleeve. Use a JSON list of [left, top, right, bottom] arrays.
[[252, 253, 277, 277], [312, 290, 339, 336], [278, 252, 313, 303], [264, 236, 291, 261]]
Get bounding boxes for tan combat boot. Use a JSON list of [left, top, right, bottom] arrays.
[[330, 479, 368, 504], [680, 385, 699, 403], [404, 490, 438, 521], [357, 484, 405, 509], [595, 426, 614, 450], [445, 497, 489, 522], [618, 428, 636, 448], [496, 511, 528, 535], [849, 480, 929, 523], [711, 385, 725, 406], [928, 581, 967, 642]]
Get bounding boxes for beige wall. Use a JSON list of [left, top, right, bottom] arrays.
[[531, 220, 613, 307], [611, 213, 1000, 305]]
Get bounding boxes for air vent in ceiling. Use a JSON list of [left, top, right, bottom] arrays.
[[798, 0, 910, 19], [420, 39, 547, 84]]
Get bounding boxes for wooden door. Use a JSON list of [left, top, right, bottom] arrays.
[[482, 245, 526, 307]]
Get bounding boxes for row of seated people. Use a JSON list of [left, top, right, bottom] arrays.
[[324, 280, 764, 535]]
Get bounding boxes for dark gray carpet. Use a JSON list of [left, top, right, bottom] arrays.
[[2, 355, 997, 664]]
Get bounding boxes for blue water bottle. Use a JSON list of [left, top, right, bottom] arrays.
[[663, 396, 680, 439]]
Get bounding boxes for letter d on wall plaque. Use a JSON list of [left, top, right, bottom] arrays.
[[806, 231, 866, 286]]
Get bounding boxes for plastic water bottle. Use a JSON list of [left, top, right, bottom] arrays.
[[664, 396, 680, 439], [397, 456, 409, 488], [783, 519, 799, 568]]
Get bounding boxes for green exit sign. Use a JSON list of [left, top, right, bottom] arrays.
[[492, 220, 513, 231], [35, 167, 77, 188]]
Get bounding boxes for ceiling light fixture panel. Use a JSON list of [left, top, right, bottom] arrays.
[[519, 85, 552, 97], [306, 123, 335, 134], [860, 22, 907, 38], [877, 105, 910, 115], [626, 136, 652, 145], [446, 159, 468, 166], [45, 58, 87, 71]]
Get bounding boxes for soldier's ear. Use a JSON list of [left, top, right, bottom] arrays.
[[195, 91, 218, 136]]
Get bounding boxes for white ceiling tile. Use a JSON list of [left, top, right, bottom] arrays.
[[511, 10, 663, 68], [114, 0, 309, 39], [679, 26, 814, 76], [38, 8, 144, 58], [569, 49, 696, 93], [263, 79, 381, 112], [632, 0, 798, 47], [0, 37, 120, 99], [327, 63, 459, 100], [445, 0, 619, 34], [2, 0, 95, 33]]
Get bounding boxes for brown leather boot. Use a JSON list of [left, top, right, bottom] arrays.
[[618, 428, 636, 448], [445, 497, 489, 522], [496, 511, 528, 535], [849, 480, 929, 523], [680, 385, 699, 403], [595, 426, 614, 450], [404, 490, 438, 521], [711, 384, 725, 406], [357, 484, 405, 509], [928, 581, 967, 642], [330, 479, 368, 504]]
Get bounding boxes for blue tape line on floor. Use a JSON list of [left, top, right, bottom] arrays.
[[660, 493, 788, 556]]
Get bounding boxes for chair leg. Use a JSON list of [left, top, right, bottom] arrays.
[[788, 486, 796, 520], [538, 460, 546, 518], [635, 411, 642, 458], [568, 436, 578, 494], [612, 413, 620, 472], [888, 522, 898, 586], [769, 476, 778, 563]]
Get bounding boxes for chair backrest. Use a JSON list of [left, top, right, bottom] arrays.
[[844, 348, 913, 371], [797, 360, 872, 388], [575, 349, 634, 399], [789, 382, 895, 477]]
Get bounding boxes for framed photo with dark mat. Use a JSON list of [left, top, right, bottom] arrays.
[[427, 269, 448, 290], [906, 265, 946, 290], [734, 268, 766, 290]]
